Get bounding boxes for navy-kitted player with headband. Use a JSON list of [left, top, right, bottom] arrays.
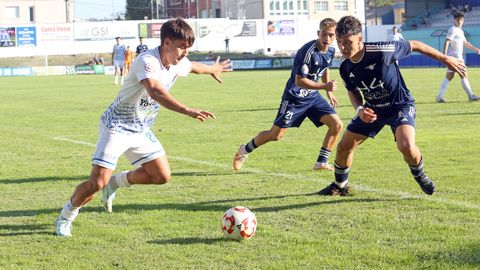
[[318, 16, 467, 196]]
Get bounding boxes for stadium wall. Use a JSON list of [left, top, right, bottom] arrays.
[[0, 18, 343, 58]]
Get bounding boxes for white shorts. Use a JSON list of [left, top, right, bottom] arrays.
[[114, 59, 124, 69], [92, 125, 165, 170]]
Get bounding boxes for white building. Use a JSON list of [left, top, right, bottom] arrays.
[[221, 0, 365, 22], [0, 0, 73, 25]]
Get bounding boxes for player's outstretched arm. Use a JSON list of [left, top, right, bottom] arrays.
[[141, 78, 215, 122], [191, 56, 232, 84], [410, 40, 466, 78]]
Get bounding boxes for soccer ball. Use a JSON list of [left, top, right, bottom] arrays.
[[221, 206, 257, 240]]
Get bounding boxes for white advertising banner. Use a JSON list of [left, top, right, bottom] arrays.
[[74, 21, 137, 41], [38, 24, 73, 42]]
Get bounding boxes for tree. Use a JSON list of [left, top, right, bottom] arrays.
[[367, 0, 393, 25], [126, 0, 152, 20]]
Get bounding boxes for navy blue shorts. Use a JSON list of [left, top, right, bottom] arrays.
[[273, 94, 337, 128], [347, 104, 416, 138]]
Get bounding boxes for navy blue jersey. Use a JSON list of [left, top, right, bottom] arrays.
[[282, 40, 335, 100], [339, 40, 414, 109]]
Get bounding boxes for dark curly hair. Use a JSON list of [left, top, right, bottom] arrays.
[[160, 18, 195, 47], [335, 16, 362, 37]]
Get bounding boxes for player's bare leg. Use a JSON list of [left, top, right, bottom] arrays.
[[102, 156, 171, 213], [318, 131, 367, 196], [313, 114, 343, 171], [233, 125, 287, 171], [395, 125, 435, 195], [56, 165, 113, 236]]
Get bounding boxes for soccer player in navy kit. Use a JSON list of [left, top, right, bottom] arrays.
[[233, 18, 343, 172], [318, 16, 467, 196]]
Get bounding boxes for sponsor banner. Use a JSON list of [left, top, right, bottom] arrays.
[[231, 60, 255, 70], [16, 26, 37, 47], [267, 20, 295, 36], [0, 67, 32, 76], [198, 20, 257, 39], [38, 24, 73, 42], [104, 66, 115, 75], [272, 58, 294, 69], [0, 27, 16, 47], [254, 59, 272, 69], [75, 65, 96, 74], [32, 66, 67, 76], [93, 65, 105, 74], [74, 21, 137, 41], [138, 23, 164, 38], [235, 21, 257, 37]]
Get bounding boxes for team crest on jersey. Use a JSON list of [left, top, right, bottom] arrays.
[[365, 63, 376, 70], [301, 64, 309, 75], [145, 64, 154, 72]]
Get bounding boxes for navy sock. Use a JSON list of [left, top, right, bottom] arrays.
[[244, 138, 258, 153], [334, 161, 349, 186], [316, 147, 331, 163], [409, 158, 425, 180]]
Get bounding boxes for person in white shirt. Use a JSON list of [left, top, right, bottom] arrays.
[[436, 11, 480, 102], [55, 18, 232, 237], [391, 26, 405, 41], [112, 37, 126, 85]]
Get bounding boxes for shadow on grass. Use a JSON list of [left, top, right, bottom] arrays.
[[0, 193, 408, 218], [148, 237, 225, 245], [0, 175, 89, 185], [0, 224, 52, 237], [418, 243, 480, 267]]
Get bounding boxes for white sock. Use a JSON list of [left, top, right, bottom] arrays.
[[437, 78, 450, 98], [461, 78, 474, 97], [60, 200, 80, 222], [113, 171, 130, 188], [120, 76, 124, 85], [114, 75, 118, 84]]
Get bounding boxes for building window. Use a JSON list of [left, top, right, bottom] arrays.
[[270, 1, 274, 11], [283, 0, 288, 10], [275, 1, 280, 10], [314, 1, 328, 12], [5, 6, 20, 19], [334, 0, 348, 11], [29, 6, 35, 22], [289, 1, 294, 10], [303, 0, 308, 10]]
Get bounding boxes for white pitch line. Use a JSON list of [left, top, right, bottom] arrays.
[[52, 136, 480, 210]]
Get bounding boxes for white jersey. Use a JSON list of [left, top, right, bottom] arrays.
[[101, 47, 192, 134], [392, 32, 404, 41], [446, 26, 465, 59], [113, 44, 126, 61]]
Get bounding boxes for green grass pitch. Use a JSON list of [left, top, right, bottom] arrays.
[[0, 68, 479, 269]]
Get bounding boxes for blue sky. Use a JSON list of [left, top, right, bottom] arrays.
[[74, 0, 127, 20]]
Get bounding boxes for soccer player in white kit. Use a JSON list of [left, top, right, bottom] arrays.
[[436, 11, 480, 103], [55, 18, 232, 237], [112, 37, 126, 85]]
